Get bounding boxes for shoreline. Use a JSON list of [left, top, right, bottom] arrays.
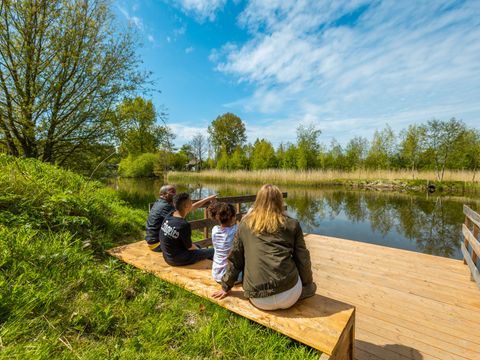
[[166, 170, 480, 194]]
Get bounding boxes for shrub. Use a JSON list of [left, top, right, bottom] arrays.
[[118, 153, 158, 177]]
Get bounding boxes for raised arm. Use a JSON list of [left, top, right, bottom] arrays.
[[190, 194, 217, 213]]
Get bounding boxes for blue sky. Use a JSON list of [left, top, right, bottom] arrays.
[[114, 0, 480, 148]]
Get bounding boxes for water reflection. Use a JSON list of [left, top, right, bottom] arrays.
[[108, 178, 480, 260]]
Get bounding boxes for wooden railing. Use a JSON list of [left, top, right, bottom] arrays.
[[191, 192, 288, 248], [462, 205, 480, 288]]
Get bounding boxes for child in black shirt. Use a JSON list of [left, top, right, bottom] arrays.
[[159, 192, 216, 266]]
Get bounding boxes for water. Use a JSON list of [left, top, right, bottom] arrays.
[[108, 178, 480, 260]]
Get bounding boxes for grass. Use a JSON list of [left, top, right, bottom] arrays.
[[0, 154, 320, 359], [167, 169, 480, 192]]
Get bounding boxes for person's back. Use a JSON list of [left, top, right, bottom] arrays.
[[159, 192, 217, 266], [234, 217, 310, 298], [212, 184, 316, 310], [208, 202, 238, 282], [145, 185, 176, 250]]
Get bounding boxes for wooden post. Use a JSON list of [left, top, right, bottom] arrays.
[[472, 224, 479, 266], [464, 217, 471, 265], [204, 207, 209, 243]]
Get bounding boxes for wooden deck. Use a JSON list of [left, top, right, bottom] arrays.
[[308, 235, 480, 360], [109, 235, 480, 360]]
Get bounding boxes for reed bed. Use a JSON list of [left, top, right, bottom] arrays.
[[168, 169, 479, 187]]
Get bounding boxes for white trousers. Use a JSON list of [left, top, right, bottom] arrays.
[[250, 276, 302, 310]]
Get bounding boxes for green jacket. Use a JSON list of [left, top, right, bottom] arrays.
[[221, 217, 313, 298]]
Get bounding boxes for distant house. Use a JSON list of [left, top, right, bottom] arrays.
[[186, 159, 201, 171]]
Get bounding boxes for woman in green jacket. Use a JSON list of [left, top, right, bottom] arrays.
[[211, 184, 316, 310]]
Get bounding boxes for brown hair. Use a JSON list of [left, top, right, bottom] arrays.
[[208, 202, 236, 225], [244, 184, 286, 234]]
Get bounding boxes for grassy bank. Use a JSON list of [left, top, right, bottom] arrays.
[[167, 169, 480, 193], [0, 155, 319, 359]]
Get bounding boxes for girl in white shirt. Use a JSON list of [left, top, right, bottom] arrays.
[[208, 202, 239, 283]]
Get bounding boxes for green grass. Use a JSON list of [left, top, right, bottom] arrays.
[[0, 154, 320, 359]]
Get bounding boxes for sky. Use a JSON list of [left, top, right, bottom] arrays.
[[113, 0, 480, 148]]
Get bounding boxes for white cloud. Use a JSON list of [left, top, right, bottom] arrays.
[[148, 35, 155, 43], [185, 46, 195, 54], [118, 5, 144, 30], [212, 0, 480, 141], [175, 0, 227, 22], [169, 123, 208, 146]]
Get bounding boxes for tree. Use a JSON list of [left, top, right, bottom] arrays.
[[251, 139, 276, 169], [189, 133, 207, 170], [365, 125, 396, 169], [208, 113, 246, 158], [422, 118, 466, 181], [112, 97, 171, 156], [0, 0, 145, 164], [344, 136, 368, 170], [296, 124, 321, 170], [398, 125, 426, 177]]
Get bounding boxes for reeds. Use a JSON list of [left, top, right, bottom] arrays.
[[168, 169, 479, 187]]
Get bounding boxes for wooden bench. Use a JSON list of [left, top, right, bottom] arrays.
[[108, 240, 355, 359], [462, 205, 480, 288]]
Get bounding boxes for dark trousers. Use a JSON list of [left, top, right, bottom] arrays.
[[162, 248, 215, 266]]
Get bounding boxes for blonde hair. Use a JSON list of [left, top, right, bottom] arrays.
[[244, 184, 286, 234]]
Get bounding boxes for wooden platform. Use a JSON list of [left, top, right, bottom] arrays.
[[108, 234, 480, 360], [108, 240, 356, 359]]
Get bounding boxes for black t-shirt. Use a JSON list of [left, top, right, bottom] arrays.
[[159, 214, 192, 261], [145, 198, 175, 244]]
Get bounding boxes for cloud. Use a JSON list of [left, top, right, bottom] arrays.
[[175, 0, 227, 22], [118, 5, 144, 31], [185, 46, 195, 54], [211, 0, 480, 141], [168, 123, 208, 146], [148, 35, 155, 43]]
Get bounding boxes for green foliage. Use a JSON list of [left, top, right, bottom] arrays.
[[0, 154, 321, 358], [208, 113, 247, 157], [112, 97, 172, 157], [296, 124, 321, 170], [119, 153, 159, 178], [0, 0, 146, 163], [251, 139, 277, 170]]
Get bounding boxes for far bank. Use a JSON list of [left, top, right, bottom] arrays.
[[166, 169, 480, 194]]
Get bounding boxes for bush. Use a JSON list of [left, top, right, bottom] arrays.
[[118, 153, 158, 178]]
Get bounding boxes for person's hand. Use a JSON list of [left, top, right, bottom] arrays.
[[211, 289, 229, 299]]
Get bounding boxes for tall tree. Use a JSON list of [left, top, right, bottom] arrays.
[[208, 113, 246, 158], [399, 125, 426, 176], [365, 125, 396, 169], [251, 138, 276, 170], [112, 97, 171, 156], [344, 136, 368, 170], [0, 0, 145, 163], [189, 132, 207, 170], [422, 118, 466, 181], [296, 124, 321, 170]]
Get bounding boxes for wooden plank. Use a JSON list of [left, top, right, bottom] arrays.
[[462, 223, 480, 260], [461, 243, 480, 288], [190, 213, 243, 230], [463, 204, 480, 228], [108, 240, 354, 357]]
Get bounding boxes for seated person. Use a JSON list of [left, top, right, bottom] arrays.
[[208, 202, 241, 283], [145, 185, 176, 251], [212, 184, 316, 310], [158, 192, 216, 266]]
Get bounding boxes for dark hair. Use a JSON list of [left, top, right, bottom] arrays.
[[173, 192, 190, 212], [208, 202, 236, 225]]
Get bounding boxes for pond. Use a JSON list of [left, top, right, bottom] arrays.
[[108, 178, 480, 260]]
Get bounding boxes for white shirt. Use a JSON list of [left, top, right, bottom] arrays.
[[211, 223, 238, 282]]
